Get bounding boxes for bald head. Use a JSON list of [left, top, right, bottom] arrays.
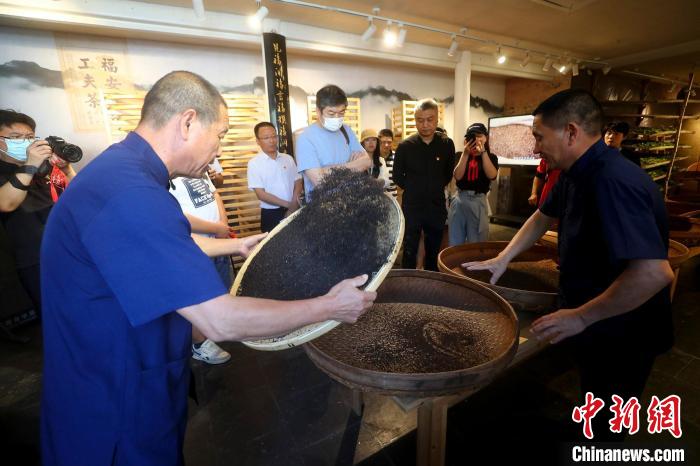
[[140, 71, 227, 129]]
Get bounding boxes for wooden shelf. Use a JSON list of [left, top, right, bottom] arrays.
[[642, 160, 670, 170]]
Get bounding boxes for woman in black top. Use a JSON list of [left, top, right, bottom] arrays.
[[448, 123, 499, 245]]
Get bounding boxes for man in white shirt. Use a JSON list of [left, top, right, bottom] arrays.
[[247, 122, 303, 232], [169, 172, 234, 364]]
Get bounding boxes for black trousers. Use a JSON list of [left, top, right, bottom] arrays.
[[260, 207, 287, 233], [18, 264, 41, 314], [401, 206, 445, 271], [569, 341, 656, 442]]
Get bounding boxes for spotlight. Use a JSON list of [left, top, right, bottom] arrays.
[[361, 18, 376, 42], [602, 65, 612, 75], [520, 52, 531, 68], [558, 62, 567, 74], [493, 46, 506, 64], [384, 20, 397, 47], [542, 56, 552, 72], [571, 62, 579, 76], [396, 24, 407, 47], [447, 35, 458, 57], [669, 82, 678, 94], [248, 3, 269, 29], [192, 0, 205, 20]]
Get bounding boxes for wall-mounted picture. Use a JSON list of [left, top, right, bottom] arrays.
[[488, 115, 539, 165]]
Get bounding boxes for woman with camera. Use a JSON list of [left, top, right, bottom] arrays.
[[448, 122, 499, 246]]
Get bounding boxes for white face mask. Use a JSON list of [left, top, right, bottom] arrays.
[[322, 117, 344, 132]]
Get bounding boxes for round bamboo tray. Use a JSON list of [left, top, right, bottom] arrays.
[[233, 193, 404, 351], [438, 241, 559, 314], [304, 270, 519, 397]]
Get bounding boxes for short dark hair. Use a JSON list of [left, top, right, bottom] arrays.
[[378, 129, 394, 139], [415, 99, 439, 114], [141, 71, 227, 129], [0, 109, 36, 132], [316, 85, 348, 111], [605, 121, 630, 136], [532, 89, 603, 136], [254, 121, 275, 138]]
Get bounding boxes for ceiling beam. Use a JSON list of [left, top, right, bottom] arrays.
[[606, 38, 700, 68]]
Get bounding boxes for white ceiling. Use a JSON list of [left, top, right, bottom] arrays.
[[139, 0, 700, 77]]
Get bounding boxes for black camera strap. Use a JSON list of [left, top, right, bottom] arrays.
[[8, 165, 40, 191], [16, 165, 39, 175], [9, 175, 30, 191]]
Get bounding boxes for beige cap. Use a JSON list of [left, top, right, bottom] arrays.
[[361, 129, 378, 142]]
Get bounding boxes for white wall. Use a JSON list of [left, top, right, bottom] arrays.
[[0, 26, 506, 168]]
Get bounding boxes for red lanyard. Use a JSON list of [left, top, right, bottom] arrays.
[[49, 164, 68, 203]]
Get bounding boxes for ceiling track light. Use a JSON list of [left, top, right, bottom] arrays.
[[192, 0, 205, 20], [520, 52, 531, 68], [276, 1, 605, 69], [602, 65, 612, 75], [572, 61, 580, 76], [494, 45, 507, 64], [557, 60, 568, 74], [248, 1, 269, 29], [396, 23, 407, 47], [447, 35, 458, 57], [383, 20, 397, 46], [361, 17, 376, 42], [542, 56, 552, 72]]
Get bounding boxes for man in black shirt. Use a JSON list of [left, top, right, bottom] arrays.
[[465, 90, 673, 442], [0, 109, 75, 314], [392, 99, 455, 271], [449, 123, 499, 245]]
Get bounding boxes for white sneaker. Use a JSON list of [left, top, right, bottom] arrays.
[[192, 339, 231, 365]]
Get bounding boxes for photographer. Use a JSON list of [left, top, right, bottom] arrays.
[[0, 109, 76, 314], [448, 123, 499, 246]]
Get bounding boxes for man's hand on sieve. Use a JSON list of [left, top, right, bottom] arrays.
[[325, 274, 377, 323]]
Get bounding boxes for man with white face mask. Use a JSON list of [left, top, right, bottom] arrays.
[[296, 85, 371, 197], [0, 109, 75, 316]]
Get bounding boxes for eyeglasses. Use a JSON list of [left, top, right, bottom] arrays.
[[0, 135, 36, 142]]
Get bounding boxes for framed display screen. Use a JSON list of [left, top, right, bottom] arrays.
[[488, 115, 540, 166]]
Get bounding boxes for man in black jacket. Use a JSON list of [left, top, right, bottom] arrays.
[[392, 99, 455, 270]]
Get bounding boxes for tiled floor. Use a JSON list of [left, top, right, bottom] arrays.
[[1, 224, 698, 465]]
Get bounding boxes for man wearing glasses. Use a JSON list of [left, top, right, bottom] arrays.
[[296, 85, 371, 198], [0, 109, 75, 316], [247, 121, 303, 232]]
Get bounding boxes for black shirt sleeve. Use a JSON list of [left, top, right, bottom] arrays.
[[487, 153, 499, 180], [594, 174, 667, 262], [539, 173, 562, 218], [392, 143, 407, 189], [444, 139, 456, 187]]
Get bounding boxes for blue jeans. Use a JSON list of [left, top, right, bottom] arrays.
[[448, 190, 489, 246]]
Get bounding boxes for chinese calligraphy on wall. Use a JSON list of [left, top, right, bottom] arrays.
[[263, 33, 293, 156], [55, 35, 134, 131]]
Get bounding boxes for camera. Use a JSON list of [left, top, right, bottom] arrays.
[[37, 136, 83, 177], [45, 136, 83, 163]]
